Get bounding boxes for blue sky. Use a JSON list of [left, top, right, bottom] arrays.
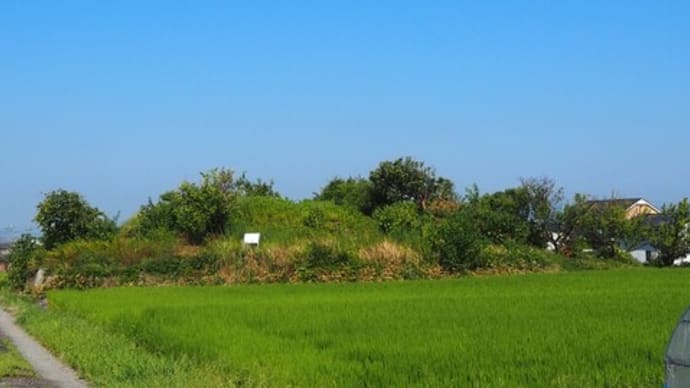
[[1, 1, 688, 231]]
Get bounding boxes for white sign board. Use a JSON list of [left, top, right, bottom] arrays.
[[243, 233, 261, 246]]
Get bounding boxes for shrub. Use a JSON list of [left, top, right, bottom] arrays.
[[369, 157, 457, 211], [315, 177, 374, 215], [373, 202, 421, 235], [304, 241, 357, 269], [109, 233, 179, 266], [43, 240, 113, 274], [220, 245, 301, 283], [358, 240, 425, 280], [476, 243, 560, 271], [35, 190, 117, 249], [303, 207, 326, 229], [430, 210, 485, 272], [7, 234, 41, 290], [136, 169, 236, 244]]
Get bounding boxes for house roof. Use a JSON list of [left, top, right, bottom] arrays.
[[629, 241, 658, 252], [642, 214, 670, 227], [587, 198, 640, 207], [586, 198, 661, 213]]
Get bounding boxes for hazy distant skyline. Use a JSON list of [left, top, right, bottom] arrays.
[[2, 1, 689, 229]]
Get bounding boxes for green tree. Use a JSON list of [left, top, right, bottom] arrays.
[[463, 187, 531, 245], [315, 177, 374, 214], [645, 198, 690, 266], [369, 157, 457, 211], [431, 209, 485, 272], [548, 194, 589, 255], [137, 168, 236, 244], [519, 177, 565, 248], [576, 196, 631, 258], [35, 189, 117, 249], [7, 234, 43, 290], [373, 201, 422, 235], [234, 172, 281, 197]]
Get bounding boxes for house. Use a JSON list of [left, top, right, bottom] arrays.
[[629, 242, 659, 264], [627, 212, 690, 266], [586, 198, 661, 219], [629, 242, 690, 266], [547, 197, 661, 252], [564, 197, 688, 265]]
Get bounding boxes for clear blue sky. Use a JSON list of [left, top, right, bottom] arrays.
[[1, 1, 689, 231]]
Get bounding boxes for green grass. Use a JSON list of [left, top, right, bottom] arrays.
[[231, 196, 382, 247], [0, 273, 34, 379], [5, 268, 690, 387], [0, 338, 34, 378]]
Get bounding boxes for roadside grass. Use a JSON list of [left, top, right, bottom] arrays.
[[24, 268, 689, 387], [0, 337, 34, 378], [0, 274, 34, 379], [0, 287, 236, 387]]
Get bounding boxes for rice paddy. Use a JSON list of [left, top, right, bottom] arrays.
[[37, 268, 690, 387]]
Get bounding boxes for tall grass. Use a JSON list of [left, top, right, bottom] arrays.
[[40, 268, 690, 387], [230, 197, 382, 247]]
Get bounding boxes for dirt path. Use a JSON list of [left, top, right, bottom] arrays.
[[0, 309, 87, 388]]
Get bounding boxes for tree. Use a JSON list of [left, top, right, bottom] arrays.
[[519, 177, 565, 248], [548, 194, 589, 255], [369, 157, 457, 211], [314, 177, 374, 215], [234, 172, 281, 197], [462, 187, 531, 245], [645, 198, 690, 266], [137, 168, 236, 244], [35, 190, 117, 249], [575, 196, 631, 258], [7, 234, 41, 290], [431, 208, 485, 272]]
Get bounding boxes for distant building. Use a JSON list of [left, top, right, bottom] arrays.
[[586, 198, 661, 219], [617, 205, 690, 266], [559, 197, 688, 265], [629, 241, 690, 266]]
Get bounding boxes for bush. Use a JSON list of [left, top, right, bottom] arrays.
[[476, 243, 560, 271], [135, 169, 236, 244], [303, 207, 326, 229], [314, 177, 374, 215], [430, 210, 485, 272], [7, 234, 41, 290], [35, 190, 117, 249], [373, 202, 421, 235], [304, 241, 357, 269], [358, 240, 426, 280], [39, 236, 221, 289]]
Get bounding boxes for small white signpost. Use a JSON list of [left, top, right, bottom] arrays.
[[243, 233, 261, 247]]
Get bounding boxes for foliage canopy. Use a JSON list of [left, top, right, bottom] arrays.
[[35, 189, 116, 249]]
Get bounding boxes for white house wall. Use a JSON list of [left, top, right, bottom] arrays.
[[629, 249, 649, 264], [673, 254, 690, 266]]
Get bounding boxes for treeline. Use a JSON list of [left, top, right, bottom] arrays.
[[7, 157, 690, 292]]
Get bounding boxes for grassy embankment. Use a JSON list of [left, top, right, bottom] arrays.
[[0, 275, 35, 379], [38, 196, 631, 292], [0, 338, 34, 379], [1, 268, 688, 387]]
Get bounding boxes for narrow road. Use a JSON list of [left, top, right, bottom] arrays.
[[0, 308, 88, 388]]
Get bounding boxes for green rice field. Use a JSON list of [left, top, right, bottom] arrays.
[[37, 269, 690, 386]]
